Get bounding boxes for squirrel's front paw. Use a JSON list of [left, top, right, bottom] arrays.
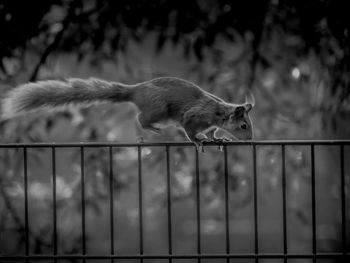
[[214, 137, 232, 142], [211, 137, 232, 151], [193, 140, 208, 153], [199, 138, 212, 143], [211, 137, 224, 143]]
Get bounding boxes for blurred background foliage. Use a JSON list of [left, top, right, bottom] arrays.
[[0, 0, 349, 262]]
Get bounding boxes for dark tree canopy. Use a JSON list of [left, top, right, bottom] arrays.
[[1, 1, 349, 58], [0, 0, 349, 102]]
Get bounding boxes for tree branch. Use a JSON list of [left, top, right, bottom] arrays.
[[29, 3, 78, 82], [29, 1, 109, 82]]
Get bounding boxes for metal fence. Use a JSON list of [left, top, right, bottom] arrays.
[[0, 140, 349, 262]]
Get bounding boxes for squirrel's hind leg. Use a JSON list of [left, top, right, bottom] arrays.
[[137, 113, 162, 134], [183, 127, 208, 152]]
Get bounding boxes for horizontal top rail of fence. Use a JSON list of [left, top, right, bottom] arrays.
[[0, 139, 350, 148]]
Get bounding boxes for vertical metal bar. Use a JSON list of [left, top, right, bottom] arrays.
[[166, 146, 172, 262], [51, 147, 57, 260], [253, 144, 258, 263], [137, 146, 144, 263], [281, 145, 287, 262], [340, 145, 346, 257], [224, 146, 230, 263], [310, 145, 316, 262], [80, 146, 86, 260], [23, 147, 29, 259], [109, 146, 115, 262], [195, 147, 201, 263]]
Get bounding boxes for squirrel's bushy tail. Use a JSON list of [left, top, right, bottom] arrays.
[[1, 78, 134, 119]]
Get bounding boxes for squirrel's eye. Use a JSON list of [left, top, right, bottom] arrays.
[[240, 123, 248, 130]]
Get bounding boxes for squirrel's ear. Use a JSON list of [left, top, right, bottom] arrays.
[[244, 92, 255, 112], [245, 103, 253, 112]]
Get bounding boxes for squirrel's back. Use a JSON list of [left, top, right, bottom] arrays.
[[134, 77, 205, 105], [132, 77, 207, 120]]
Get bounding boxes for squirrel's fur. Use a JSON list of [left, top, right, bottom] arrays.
[[2, 78, 133, 117], [1, 77, 254, 145]]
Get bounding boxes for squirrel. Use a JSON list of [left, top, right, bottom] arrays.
[[1, 77, 254, 147]]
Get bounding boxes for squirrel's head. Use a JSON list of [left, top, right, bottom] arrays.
[[221, 94, 255, 140]]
